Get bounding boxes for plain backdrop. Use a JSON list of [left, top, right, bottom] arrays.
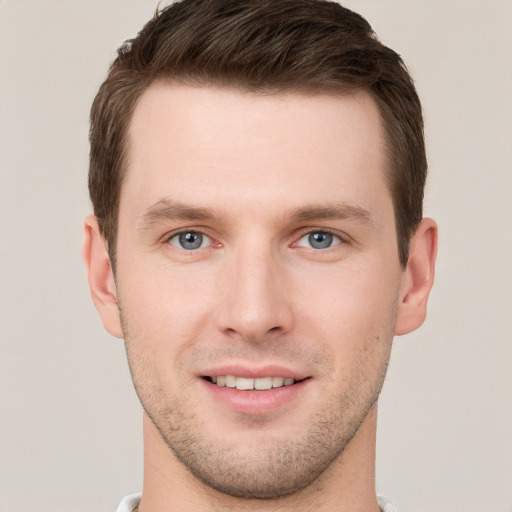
[[1, 1, 511, 511]]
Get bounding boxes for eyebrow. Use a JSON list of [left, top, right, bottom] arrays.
[[138, 199, 218, 229], [289, 203, 374, 226], [138, 198, 374, 229]]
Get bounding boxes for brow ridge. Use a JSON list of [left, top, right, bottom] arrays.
[[138, 199, 217, 229], [289, 203, 374, 225], [138, 198, 374, 229]]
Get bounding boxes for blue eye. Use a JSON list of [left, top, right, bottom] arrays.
[[297, 231, 341, 249], [169, 231, 210, 250]]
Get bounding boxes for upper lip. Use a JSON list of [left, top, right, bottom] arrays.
[[200, 364, 309, 380]]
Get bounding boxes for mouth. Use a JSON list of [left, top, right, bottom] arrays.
[[201, 370, 311, 414], [203, 375, 306, 390]]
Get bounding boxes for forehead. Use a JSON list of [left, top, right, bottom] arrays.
[[122, 83, 390, 219]]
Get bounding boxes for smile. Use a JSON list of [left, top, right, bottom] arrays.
[[202, 372, 311, 414], [206, 376, 298, 390]]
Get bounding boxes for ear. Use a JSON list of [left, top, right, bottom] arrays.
[[82, 215, 123, 338], [395, 218, 438, 336]]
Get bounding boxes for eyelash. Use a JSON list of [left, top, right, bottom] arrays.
[[166, 229, 216, 250], [292, 229, 345, 250], [163, 228, 347, 251]]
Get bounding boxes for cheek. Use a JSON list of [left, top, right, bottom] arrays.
[[116, 260, 220, 386], [119, 257, 217, 326], [294, 261, 399, 365], [297, 259, 399, 324]]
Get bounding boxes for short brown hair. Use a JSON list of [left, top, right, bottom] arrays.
[[89, 0, 426, 267]]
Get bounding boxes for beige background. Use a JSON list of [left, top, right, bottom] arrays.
[[1, 1, 511, 511]]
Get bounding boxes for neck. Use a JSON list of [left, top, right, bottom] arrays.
[[138, 405, 381, 512]]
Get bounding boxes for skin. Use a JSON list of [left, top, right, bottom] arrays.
[[83, 83, 437, 512]]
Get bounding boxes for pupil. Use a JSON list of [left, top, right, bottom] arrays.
[[309, 232, 332, 249], [179, 232, 202, 249]]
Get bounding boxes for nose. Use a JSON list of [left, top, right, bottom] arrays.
[[216, 243, 294, 342]]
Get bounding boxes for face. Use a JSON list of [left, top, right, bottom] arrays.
[[114, 84, 405, 498]]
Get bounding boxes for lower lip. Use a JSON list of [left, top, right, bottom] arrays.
[[201, 378, 310, 415]]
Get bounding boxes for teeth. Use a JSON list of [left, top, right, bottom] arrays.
[[211, 375, 296, 390], [236, 377, 254, 390], [225, 375, 236, 388], [272, 377, 284, 387], [255, 377, 273, 390]]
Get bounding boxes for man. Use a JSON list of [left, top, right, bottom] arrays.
[[82, 0, 437, 510]]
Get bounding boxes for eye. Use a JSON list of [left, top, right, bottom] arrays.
[[296, 231, 342, 250], [168, 231, 211, 250]]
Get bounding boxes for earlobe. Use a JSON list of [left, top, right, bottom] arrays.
[[395, 218, 438, 336], [82, 215, 124, 338]]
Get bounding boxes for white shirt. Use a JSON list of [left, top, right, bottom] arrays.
[[115, 493, 397, 511]]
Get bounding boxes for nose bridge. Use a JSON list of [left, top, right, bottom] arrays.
[[218, 238, 293, 340]]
